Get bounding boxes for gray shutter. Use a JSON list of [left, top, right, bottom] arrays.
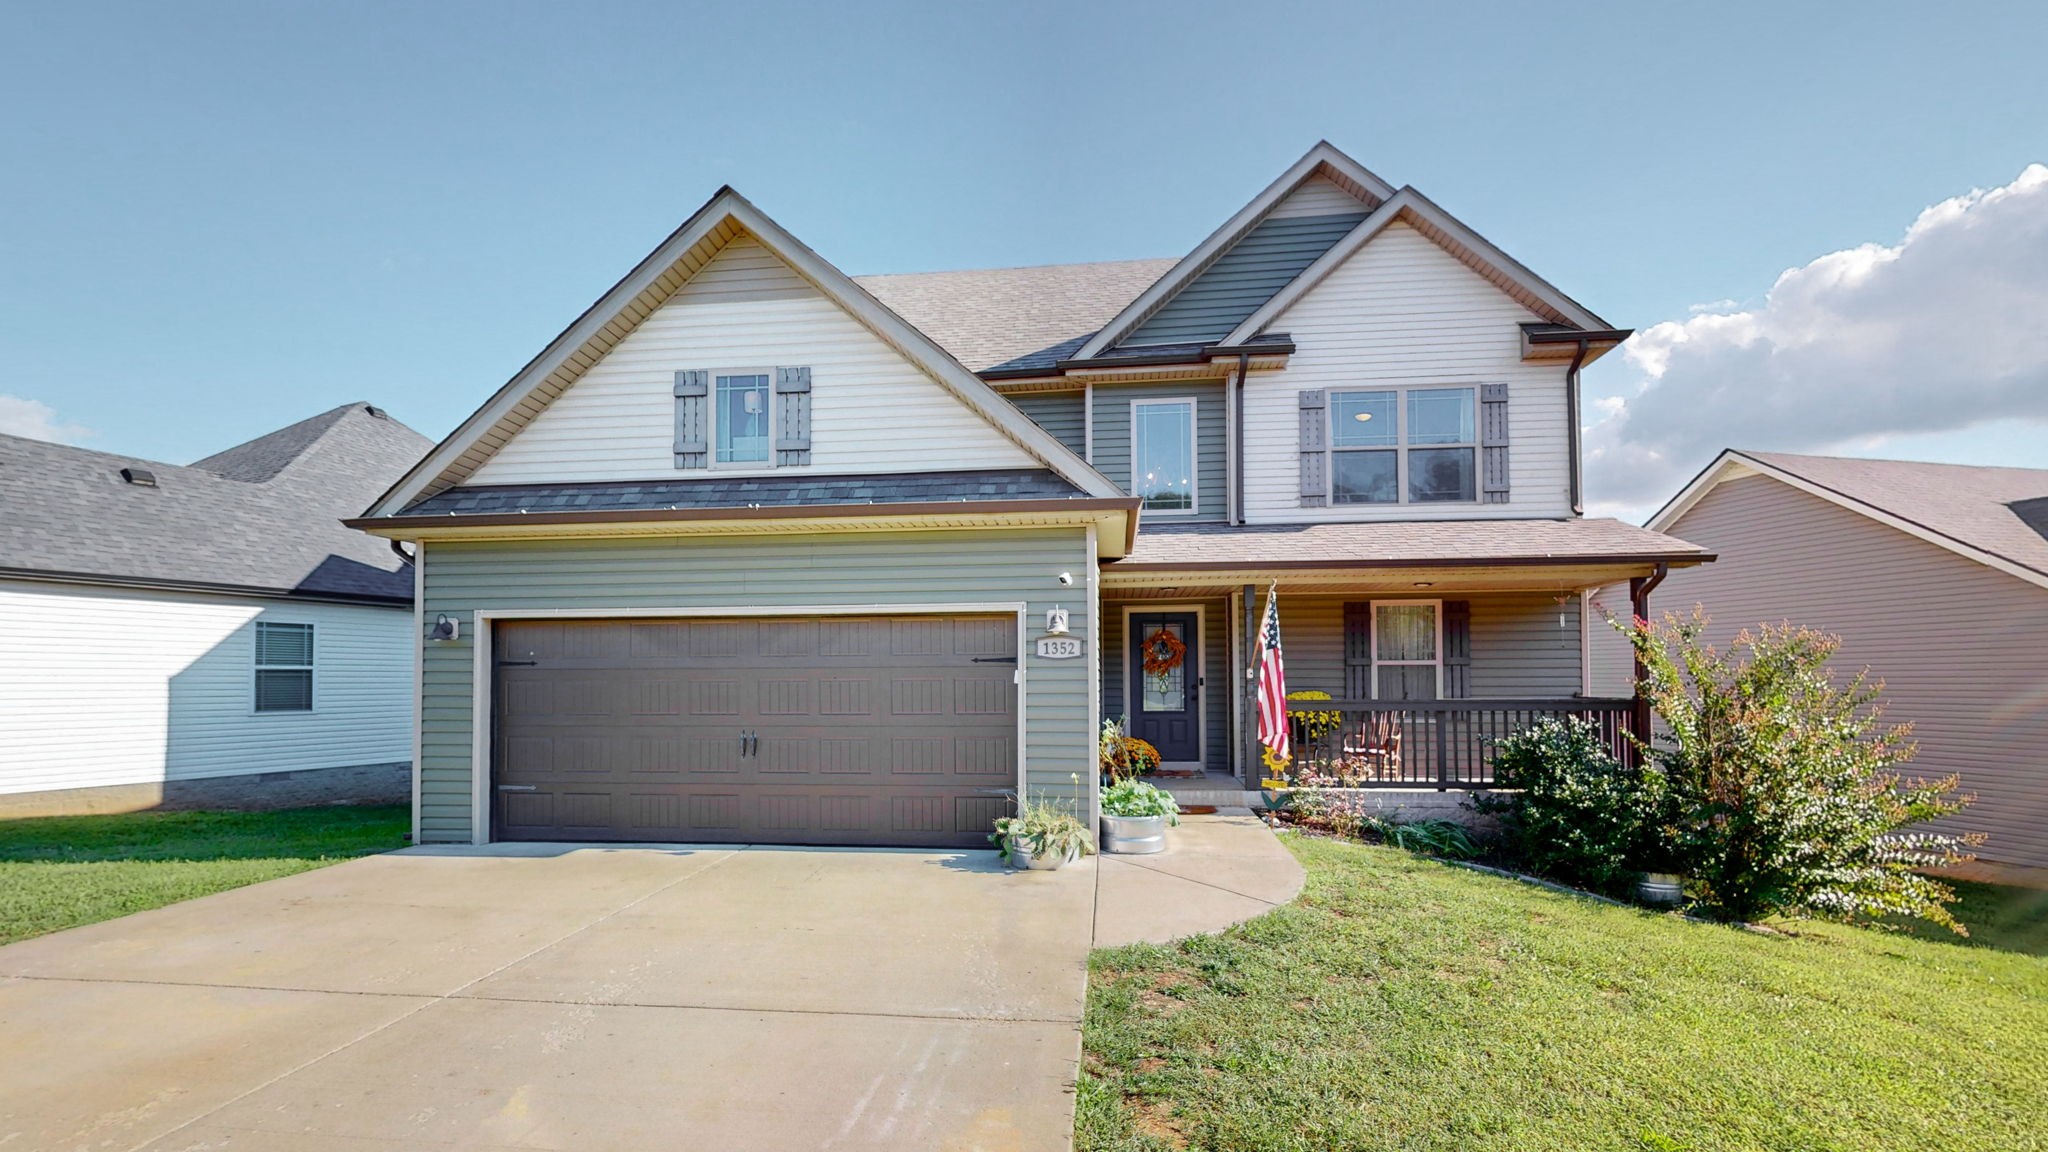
[[1343, 601, 1372, 699], [774, 366, 812, 466], [1298, 388, 1328, 507], [1480, 382, 1510, 504], [673, 370, 709, 469], [1443, 600, 1472, 699]]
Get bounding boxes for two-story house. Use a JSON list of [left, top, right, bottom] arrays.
[[351, 142, 1710, 848]]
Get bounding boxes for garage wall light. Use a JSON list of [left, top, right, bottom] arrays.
[[429, 613, 460, 641]]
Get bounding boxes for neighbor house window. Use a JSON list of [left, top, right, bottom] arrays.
[[1131, 398, 1196, 513], [1330, 387, 1476, 504], [1371, 601, 1439, 700], [254, 621, 314, 713], [714, 372, 772, 465]]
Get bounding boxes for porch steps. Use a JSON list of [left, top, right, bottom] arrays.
[[1153, 773, 1265, 810]]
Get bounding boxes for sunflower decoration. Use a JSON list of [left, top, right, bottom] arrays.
[[1140, 627, 1187, 692]]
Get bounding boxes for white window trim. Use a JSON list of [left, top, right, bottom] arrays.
[[709, 367, 778, 471], [1368, 599, 1442, 699], [1328, 385, 1479, 506], [1129, 396, 1199, 516], [252, 620, 316, 715]]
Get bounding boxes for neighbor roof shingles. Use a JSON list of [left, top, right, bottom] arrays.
[[0, 404, 432, 601], [855, 258, 1176, 372], [1111, 519, 1711, 568], [1735, 452, 2048, 579]]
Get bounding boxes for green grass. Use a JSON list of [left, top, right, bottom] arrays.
[[1078, 834, 2048, 1152], [0, 805, 410, 945]]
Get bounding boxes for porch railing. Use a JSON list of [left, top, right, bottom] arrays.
[[1284, 698, 1636, 789]]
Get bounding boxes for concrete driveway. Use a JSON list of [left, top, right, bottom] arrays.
[[0, 843, 1096, 1151]]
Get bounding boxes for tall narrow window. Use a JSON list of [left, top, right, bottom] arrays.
[[1371, 602, 1439, 700], [1406, 388, 1475, 502], [1131, 399, 1196, 513], [1328, 386, 1477, 504], [714, 373, 772, 465], [254, 622, 314, 713]]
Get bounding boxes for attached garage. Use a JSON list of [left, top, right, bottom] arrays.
[[490, 613, 1019, 847]]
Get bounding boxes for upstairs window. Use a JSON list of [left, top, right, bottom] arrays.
[[1329, 386, 1475, 504], [254, 622, 314, 713], [1131, 398, 1196, 513], [714, 372, 773, 465]]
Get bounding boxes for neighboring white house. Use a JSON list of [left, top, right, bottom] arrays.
[[0, 403, 431, 816]]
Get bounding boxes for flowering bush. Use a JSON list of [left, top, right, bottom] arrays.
[[1473, 716, 1664, 895]]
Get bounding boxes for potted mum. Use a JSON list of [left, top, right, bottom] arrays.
[[1100, 777, 1181, 854], [991, 796, 1091, 870]]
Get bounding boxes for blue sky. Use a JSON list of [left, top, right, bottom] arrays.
[[4, 1, 2045, 516]]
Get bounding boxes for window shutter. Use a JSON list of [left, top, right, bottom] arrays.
[[1443, 600, 1472, 699], [1342, 601, 1372, 698], [774, 366, 812, 466], [1298, 389, 1328, 507], [673, 370, 709, 469], [1480, 382, 1510, 504]]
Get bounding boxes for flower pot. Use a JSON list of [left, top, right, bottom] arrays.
[[1101, 814, 1168, 855], [1636, 872, 1685, 907], [1008, 843, 1081, 871]]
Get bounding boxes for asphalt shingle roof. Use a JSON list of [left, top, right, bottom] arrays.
[[855, 259, 1176, 372], [1, 403, 432, 602], [397, 469, 1089, 517], [1735, 451, 2048, 580], [1111, 518, 1711, 568]]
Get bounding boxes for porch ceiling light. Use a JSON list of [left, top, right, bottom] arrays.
[[1413, 581, 1434, 588]]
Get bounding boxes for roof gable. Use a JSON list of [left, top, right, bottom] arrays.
[[367, 189, 1123, 517], [1120, 210, 1368, 347]]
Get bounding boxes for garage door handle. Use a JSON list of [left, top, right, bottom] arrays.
[[972, 656, 1018, 664], [496, 785, 537, 792]]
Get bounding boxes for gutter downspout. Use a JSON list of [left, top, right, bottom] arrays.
[[1233, 352, 1250, 525], [1565, 337, 1591, 517], [1627, 561, 1670, 753], [390, 539, 415, 565]]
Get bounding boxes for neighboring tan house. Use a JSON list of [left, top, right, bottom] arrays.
[[1609, 450, 2048, 876], [348, 142, 1710, 848], [0, 403, 432, 816]]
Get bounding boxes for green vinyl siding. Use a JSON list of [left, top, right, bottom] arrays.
[[1123, 212, 1368, 346], [417, 528, 1093, 843], [1103, 597, 1231, 774], [1092, 380, 1228, 523], [1007, 391, 1086, 456]]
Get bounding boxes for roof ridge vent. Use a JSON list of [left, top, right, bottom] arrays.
[[364, 405, 388, 419], [119, 467, 158, 487]]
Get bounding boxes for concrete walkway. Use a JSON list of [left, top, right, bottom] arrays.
[[1093, 811, 1306, 948], [0, 844, 1095, 1152]]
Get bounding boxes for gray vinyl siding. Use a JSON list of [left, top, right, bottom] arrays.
[[1655, 474, 2048, 869], [1007, 391, 1086, 456], [1091, 381, 1228, 523], [1102, 598, 1230, 774], [1272, 593, 1583, 699], [417, 528, 1093, 843], [1123, 212, 1368, 347]]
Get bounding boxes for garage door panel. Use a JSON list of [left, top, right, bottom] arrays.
[[493, 615, 1018, 846]]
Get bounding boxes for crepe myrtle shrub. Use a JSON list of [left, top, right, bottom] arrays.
[[1625, 610, 1981, 933], [1472, 715, 1663, 894]]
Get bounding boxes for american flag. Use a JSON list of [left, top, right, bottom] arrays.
[[1255, 583, 1289, 766]]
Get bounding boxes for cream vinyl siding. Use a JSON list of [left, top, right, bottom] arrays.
[[470, 236, 1037, 486], [1586, 584, 1638, 698], [1653, 474, 2048, 869], [1242, 222, 1571, 522], [0, 580, 412, 795], [1274, 592, 1582, 698], [1268, 174, 1371, 219]]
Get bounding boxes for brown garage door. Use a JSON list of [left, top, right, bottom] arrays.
[[490, 615, 1018, 847]]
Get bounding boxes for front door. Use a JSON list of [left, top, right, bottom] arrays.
[[1128, 612, 1200, 766]]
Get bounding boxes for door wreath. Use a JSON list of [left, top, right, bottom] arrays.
[[1141, 627, 1187, 692]]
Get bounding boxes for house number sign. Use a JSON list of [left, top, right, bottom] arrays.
[[1035, 636, 1084, 659]]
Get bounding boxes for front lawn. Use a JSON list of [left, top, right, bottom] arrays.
[[0, 804, 409, 945], [1078, 833, 2048, 1152]]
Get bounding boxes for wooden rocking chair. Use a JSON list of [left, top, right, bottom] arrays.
[[1342, 714, 1403, 781]]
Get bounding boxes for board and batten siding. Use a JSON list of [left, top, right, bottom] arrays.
[[470, 235, 1037, 486], [1651, 474, 2048, 869], [0, 579, 412, 795], [1242, 221, 1572, 522], [1007, 390, 1086, 457], [1275, 593, 1583, 699], [417, 528, 1094, 843], [1102, 598, 1230, 774], [1090, 380, 1228, 523]]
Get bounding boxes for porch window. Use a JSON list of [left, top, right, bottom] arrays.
[[1329, 387, 1476, 504], [714, 372, 772, 465], [1131, 398, 1196, 513], [1372, 601, 1440, 700]]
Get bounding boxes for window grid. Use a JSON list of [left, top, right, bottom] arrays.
[[254, 621, 314, 713]]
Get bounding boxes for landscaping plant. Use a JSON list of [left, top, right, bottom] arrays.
[[1475, 715, 1665, 895], [1100, 777, 1181, 823], [991, 795, 1092, 865], [1098, 717, 1161, 780], [1626, 611, 1981, 932]]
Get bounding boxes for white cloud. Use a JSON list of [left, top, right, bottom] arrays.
[[1586, 164, 2048, 520], [0, 395, 93, 445]]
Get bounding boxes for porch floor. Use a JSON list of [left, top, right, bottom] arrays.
[[1153, 771, 1264, 809], [1093, 812, 1305, 948]]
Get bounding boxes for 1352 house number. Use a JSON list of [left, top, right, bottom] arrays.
[[1035, 637, 1084, 659]]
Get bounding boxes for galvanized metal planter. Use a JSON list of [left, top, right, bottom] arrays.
[[1100, 814, 1169, 855], [1635, 872, 1685, 907], [1010, 844, 1082, 870]]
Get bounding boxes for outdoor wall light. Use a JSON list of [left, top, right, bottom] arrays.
[[429, 613, 460, 641], [1045, 606, 1071, 635]]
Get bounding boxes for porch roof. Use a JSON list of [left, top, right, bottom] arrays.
[[1105, 518, 1710, 584]]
